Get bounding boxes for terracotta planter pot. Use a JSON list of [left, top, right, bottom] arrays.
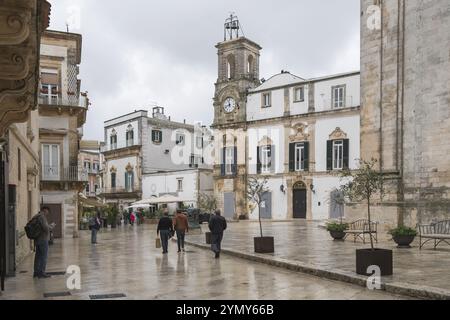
[[254, 237, 274, 254], [393, 235, 415, 248], [329, 230, 346, 241], [205, 232, 212, 244], [356, 248, 393, 276]]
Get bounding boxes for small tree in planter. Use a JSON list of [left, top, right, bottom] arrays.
[[339, 158, 393, 276], [247, 177, 274, 254]]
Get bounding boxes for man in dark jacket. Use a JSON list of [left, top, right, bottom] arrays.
[[157, 209, 174, 254], [208, 209, 227, 258], [34, 207, 55, 278]]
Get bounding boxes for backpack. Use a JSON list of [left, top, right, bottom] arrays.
[[25, 214, 43, 240]]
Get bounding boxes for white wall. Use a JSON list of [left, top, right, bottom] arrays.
[[247, 125, 285, 174], [314, 74, 360, 112], [315, 114, 361, 172], [248, 177, 287, 220], [247, 88, 285, 121], [105, 119, 140, 150], [107, 156, 138, 189]]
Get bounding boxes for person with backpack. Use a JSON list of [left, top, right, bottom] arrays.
[[89, 212, 101, 244], [27, 207, 55, 279]]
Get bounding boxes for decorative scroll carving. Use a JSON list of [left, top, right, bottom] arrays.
[[0, 7, 31, 45], [329, 127, 348, 140], [0, 0, 51, 137], [289, 123, 309, 142], [125, 163, 134, 172]]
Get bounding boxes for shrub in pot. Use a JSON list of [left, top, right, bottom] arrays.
[[388, 226, 417, 248], [340, 159, 393, 276], [326, 222, 349, 240], [247, 177, 274, 254]]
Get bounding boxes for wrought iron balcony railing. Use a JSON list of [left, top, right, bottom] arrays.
[[101, 187, 142, 194], [41, 166, 88, 182]]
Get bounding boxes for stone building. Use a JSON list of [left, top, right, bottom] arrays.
[[79, 140, 104, 199], [212, 17, 361, 220], [0, 0, 50, 286], [353, 0, 450, 228], [38, 30, 89, 239], [102, 107, 214, 212]]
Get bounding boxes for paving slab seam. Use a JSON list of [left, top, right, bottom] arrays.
[[182, 239, 450, 300]]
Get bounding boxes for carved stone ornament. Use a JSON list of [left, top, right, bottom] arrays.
[[289, 123, 309, 142], [125, 163, 134, 172], [258, 135, 273, 147], [329, 127, 348, 140], [0, 0, 51, 137], [110, 166, 117, 173]]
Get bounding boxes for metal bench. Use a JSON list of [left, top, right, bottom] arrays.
[[418, 220, 450, 250], [344, 219, 378, 244]]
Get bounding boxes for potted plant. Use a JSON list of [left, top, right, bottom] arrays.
[[340, 159, 393, 276], [326, 222, 349, 240], [198, 193, 218, 244], [247, 177, 274, 254], [388, 226, 417, 248]]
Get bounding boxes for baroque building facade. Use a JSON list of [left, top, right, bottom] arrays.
[[38, 30, 89, 239], [0, 0, 50, 286], [212, 19, 361, 221], [352, 0, 450, 228]]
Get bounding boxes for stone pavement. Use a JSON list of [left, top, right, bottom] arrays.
[[0, 224, 410, 300], [185, 220, 450, 300]]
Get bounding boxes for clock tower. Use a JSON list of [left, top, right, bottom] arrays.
[[213, 15, 262, 127]]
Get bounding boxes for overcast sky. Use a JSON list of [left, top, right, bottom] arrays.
[[49, 0, 360, 141]]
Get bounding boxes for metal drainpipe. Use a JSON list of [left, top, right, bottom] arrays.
[[379, 0, 384, 172]]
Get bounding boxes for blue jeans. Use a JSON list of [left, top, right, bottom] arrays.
[[34, 240, 49, 276], [176, 230, 185, 251], [160, 230, 170, 253], [91, 228, 98, 244], [211, 233, 223, 254]]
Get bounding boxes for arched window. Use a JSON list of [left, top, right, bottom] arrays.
[[226, 55, 235, 80], [247, 55, 254, 74], [126, 125, 134, 147]]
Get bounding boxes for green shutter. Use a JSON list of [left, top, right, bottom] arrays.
[[327, 141, 333, 171]]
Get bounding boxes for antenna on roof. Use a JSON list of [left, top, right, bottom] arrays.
[[66, 22, 70, 33]]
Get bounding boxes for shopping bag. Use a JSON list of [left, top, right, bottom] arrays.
[[155, 238, 161, 249]]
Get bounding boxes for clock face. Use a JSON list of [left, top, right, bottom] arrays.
[[223, 97, 236, 113]]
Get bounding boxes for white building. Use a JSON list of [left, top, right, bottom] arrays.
[[211, 19, 360, 221], [102, 107, 214, 211]]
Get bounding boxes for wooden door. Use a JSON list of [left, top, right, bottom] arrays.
[[293, 189, 307, 219]]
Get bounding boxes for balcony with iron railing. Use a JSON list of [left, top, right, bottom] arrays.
[[41, 166, 88, 182], [101, 141, 141, 153], [38, 94, 89, 109], [101, 187, 142, 194]]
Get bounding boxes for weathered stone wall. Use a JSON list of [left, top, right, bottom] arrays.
[[360, 0, 450, 227]]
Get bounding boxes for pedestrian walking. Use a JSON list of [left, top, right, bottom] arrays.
[[173, 210, 189, 252], [208, 209, 227, 259], [130, 211, 136, 225], [33, 207, 55, 278], [157, 209, 174, 254], [89, 212, 101, 244]]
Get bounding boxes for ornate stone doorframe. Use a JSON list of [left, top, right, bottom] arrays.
[[287, 178, 313, 220]]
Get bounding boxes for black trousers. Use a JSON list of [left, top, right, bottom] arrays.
[[211, 233, 223, 254]]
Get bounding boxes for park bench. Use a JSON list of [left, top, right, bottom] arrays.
[[418, 220, 450, 250], [344, 219, 378, 244]]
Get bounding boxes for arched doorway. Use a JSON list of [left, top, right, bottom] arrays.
[[293, 181, 307, 219]]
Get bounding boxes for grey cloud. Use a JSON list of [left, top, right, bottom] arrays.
[[49, 0, 360, 140]]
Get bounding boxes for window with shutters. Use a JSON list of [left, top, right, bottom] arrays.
[[177, 178, 183, 192], [261, 145, 272, 173], [262, 92, 271, 108], [295, 143, 306, 171], [110, 130, 117, 150], [152, 130, 162, 143], [333, 140, 344, 170], [125, 171, 134, 192], [294, 86, 305, 102], [42, 144, 60, 180], [111, 172, 116, 189], [332, 85, 346, 108], [196, 136, 204, 149], [126, 125, 134, 147], [176, 133, 185, 145], [225, 147, 234, 175]]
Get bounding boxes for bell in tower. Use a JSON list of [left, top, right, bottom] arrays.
[[213, 15, 262, 127]]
